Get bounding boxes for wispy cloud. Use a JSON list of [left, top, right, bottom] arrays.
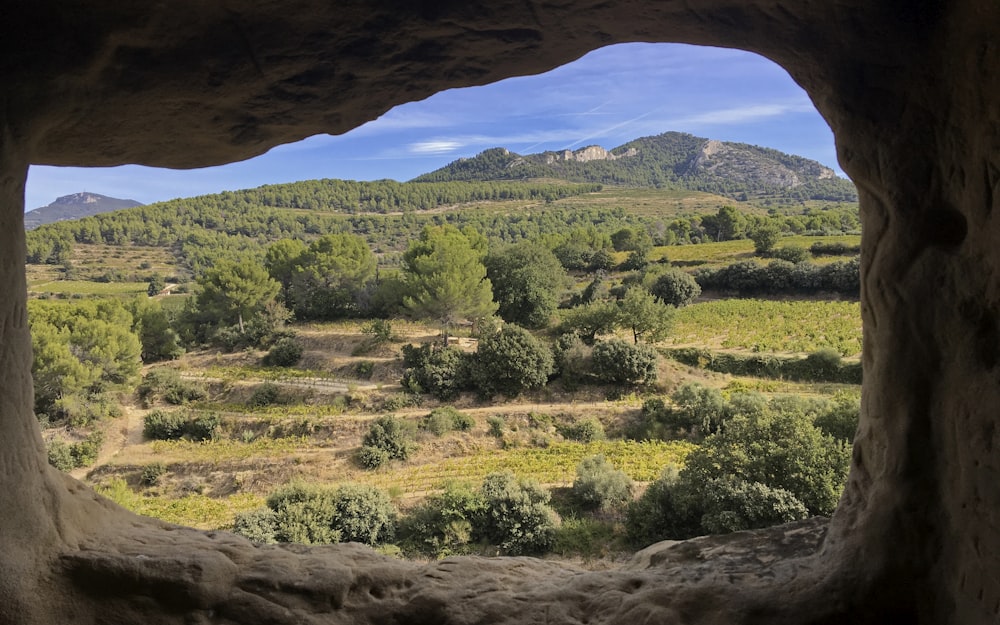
[[408, 140, 465, 154], [668, 102, 815, 126]]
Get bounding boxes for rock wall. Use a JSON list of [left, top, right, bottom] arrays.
[[0, 1, 997, 623]]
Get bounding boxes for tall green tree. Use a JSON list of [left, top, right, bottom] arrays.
[[286, 233, 377, 319], [402, 225, 497, 343], [618, 287, 674, 344], [485, 241, 566, 329], [195, 259, 280, 333], [264, 238, 308, 302]]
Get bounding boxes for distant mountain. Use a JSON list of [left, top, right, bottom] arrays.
[[412, 132, 856, 203], [25, 192, 143, 229]]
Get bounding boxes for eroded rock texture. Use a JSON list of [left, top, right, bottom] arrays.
[[1, 1, 997, 623]]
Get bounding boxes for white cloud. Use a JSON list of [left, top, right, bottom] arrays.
[[408, 140, 465, 154], [669, 102, 815, 126]]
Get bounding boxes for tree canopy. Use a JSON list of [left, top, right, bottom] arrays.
[[402, 225, 497, 340]]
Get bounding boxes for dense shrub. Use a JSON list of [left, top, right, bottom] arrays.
[[814, 392, 861, 442], [559, 418, 605, 443], [328, 483, 398, 545], [626, 394, 848, 545], [47, 432, 105, 470], [262, 337, 303, 367], [695, 257, 859, 297], [185, 413, 221, 441], [399, 483, 485, 557], [47, 439, 75, 472], [358, 445, 391, 470], [265, 484, 341, 544], [682, 408, 850, 515], [666, 348, 862, 384], [697, 478, 809, 535], [572, 455, 634, 512], [486, 416, 505, 438], [626, 469, 808, 545], [143, 410, 219, 441], [479, 472, 558, 555], [248, 382, 282, 408], [470, 325, 554, 398], [590, 339, 658, 386], [143, 410, 187, 440], [552, 332, 592, 383], [137, 368, 205, 406], [421, 406, 473, 436], [234, 483, 397, 546], [401, 344, 471, 400], [650, 269, 701, 307], [140, 462, 167, 486], [359, 415, 415, 469], [232, 507, 278, 543], [770, 245, 810, 263], [70, 432, 104, 467], [810, 242, 860, 256], [633, 383, 726, 440]]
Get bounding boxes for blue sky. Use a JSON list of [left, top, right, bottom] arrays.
[[24, 43, 842, 211]]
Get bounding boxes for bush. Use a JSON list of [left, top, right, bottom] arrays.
[[358, 445, 391, 469], [470, 325, 554, 398], [232, 507, 278, 543], [814, 392, 860, 442], [142, 410, 219, 441], [625, 468, 701, 545], [262, 337, 303, 367], [650, 269, 701, 307], [248, 382, 282, 408], [803, 348, 843, 379], [355, 360, 375, 378], [47, 439, 75, 472], [137, 368, 205, 406], [266, 483, 341, 544], [329, 483, 397, 545], [238, 483, 396, 546], [682, 408, 850, 515], [360, 415, 415, 468], [399, 483, 484, 557], [486, 416, 506, 438], [666, 347, 862, 384], [143, 410, 188, 440], [70, 432, 104, 467], [697, 478, 809, 535], [401, 344, 471, 400], [140, 462, 167, 486], [559, 418, 605, 443], [552, 332, 592, 383], [421, 406, 472, 436], [185, 413, 221, 441], [590, 339, 658, 386], [771, 245, 810, 263], [572, 455, 633, 512], [479, 472, 558, 555], [625, 469, 809, 545]]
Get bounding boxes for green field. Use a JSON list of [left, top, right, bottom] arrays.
[[354, 440, 695, 496], [670, 298, 862, 356], [31, 280, 148, 296], [652, 234, 860, 267]]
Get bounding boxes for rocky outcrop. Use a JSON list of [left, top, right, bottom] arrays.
[[0, 1, 998, 624], [545, 145, 637, 163]]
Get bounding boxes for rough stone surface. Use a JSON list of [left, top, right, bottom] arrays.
[[1, 1, 998, 623]]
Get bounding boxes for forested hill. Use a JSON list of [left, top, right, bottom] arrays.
[[412, 132, 856, 203]]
